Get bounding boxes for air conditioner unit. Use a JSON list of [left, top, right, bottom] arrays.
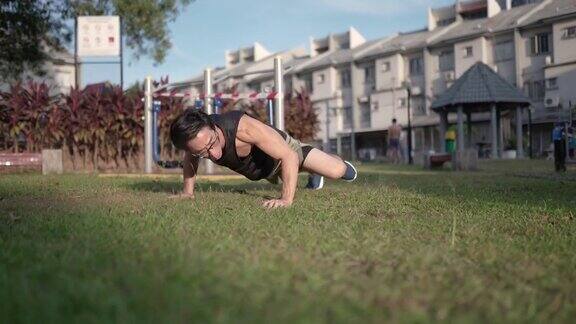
[[545, 55, 553, 66], [358, 96, 369, 103], [334, 89, 342, 97], [544, 95, 560, 108], [443, 71, 455, 81]]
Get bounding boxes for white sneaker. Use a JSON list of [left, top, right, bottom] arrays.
[[305, 174, 324, 190]]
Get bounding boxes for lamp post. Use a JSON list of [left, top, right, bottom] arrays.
[[403, 81, 413, 165], [528, 106, 533, 159]]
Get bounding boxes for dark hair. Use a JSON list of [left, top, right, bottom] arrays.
[[392, 118, 397, 123], [170, 108, 215, 150]]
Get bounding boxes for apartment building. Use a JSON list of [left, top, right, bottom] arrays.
[[167, 42, 307, 105], [171, 0, 576, 160]]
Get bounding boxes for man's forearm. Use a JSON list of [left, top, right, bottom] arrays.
[[279, 153, 299, 202], [183, 175, 195, 195], [182, 153, 198, 195]]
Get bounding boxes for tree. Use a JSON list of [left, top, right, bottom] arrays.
[[0, 0, 194, 81], [0, 1, 70, 80]]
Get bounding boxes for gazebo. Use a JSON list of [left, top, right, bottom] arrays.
[[431, 62, 531, 159]]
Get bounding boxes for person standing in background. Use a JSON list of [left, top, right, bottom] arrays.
[[387, 118, 402, 164], [553, 122, 567, 172]]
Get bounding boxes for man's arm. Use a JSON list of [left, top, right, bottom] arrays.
[[237, 115, 299, 208], [180, 151, 199, 198]]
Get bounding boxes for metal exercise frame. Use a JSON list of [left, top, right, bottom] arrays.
[[143, 57, 284, 173]]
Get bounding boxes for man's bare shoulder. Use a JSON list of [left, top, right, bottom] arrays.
[[236, 114, 267, 142]]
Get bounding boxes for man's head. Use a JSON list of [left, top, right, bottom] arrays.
[[170, 109, 223, 159], [392, 118, 397, 124]]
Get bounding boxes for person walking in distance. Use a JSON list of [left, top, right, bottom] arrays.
[[387, 118, 402, 164]]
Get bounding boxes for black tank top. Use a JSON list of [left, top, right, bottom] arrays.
[[209, 111, 285, 181]]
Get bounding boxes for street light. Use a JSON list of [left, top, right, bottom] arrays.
[[403, 81, 413, 165], [528, 105, 533, 159]]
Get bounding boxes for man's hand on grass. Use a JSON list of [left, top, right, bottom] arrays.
[[262, 199, 292, 209], [168, 192, 195, 200]]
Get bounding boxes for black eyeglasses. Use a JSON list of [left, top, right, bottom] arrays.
[[190, 131, 219, 158]]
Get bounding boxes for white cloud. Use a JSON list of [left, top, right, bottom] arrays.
[[320, 0, 449, 16]]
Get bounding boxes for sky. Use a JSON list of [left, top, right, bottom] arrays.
[[80, 0, 455, 88]]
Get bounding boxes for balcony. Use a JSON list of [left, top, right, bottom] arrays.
[[457, 0, 487, 13], [457, 0, 487, 19]]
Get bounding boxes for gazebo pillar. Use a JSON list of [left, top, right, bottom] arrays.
[[516, 106, 524, 158], [439, 111, 448, 153], [490, 104, 498, 158], [457, 106, 465, 152], [466, 111, 472, 148]]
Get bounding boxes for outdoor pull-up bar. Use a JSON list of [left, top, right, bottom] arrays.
[[143, 57, 285, 174]]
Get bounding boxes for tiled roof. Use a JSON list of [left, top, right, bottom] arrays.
[[358, 28, 443, 59], [520, 0, 576, 26], [431, 62, 530, 110], [431, 3, 538, 45]]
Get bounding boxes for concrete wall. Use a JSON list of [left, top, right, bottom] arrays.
[[552, 19, 576, 64], [375, 54, 404, 91], [454, 37, 489, 77], [309, 67, 335, 102]]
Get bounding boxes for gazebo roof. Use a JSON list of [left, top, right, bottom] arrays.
[[431, 62, 531, 112]]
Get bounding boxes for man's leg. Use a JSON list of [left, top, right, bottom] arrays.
[[301, 148, 354, 180]]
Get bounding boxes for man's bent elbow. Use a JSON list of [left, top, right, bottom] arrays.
[[282, 150, 299, 168]]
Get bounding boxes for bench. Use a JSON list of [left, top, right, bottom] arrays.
[[0, 153, 42, 167], [424, 153, 452, 169], [0, 150, 62, 174]]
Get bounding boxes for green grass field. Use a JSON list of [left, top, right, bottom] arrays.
[[1, 160, 575, 323]]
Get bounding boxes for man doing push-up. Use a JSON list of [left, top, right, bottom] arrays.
[[170, 109, 357, 208]]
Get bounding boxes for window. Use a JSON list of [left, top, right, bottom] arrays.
[[339, 42, 350, 49], [530, 33, 550, 55], [463, 46, 473, 58], [360, 103, 371, 128], [438, 50, 455, 72], [316, 47, 329, 55], [302, 74, 313, 93], [338, 68, 351, 88], [318, 74, 325, 84], [364, 65, 376, 84], [343, 106, 353, 129], [524, 80, 545, 101], [409, 57, 423, 75], [546, 77, 558, 90], [494, 41, 514, 62], [398, 98, 407, 108], [562, 26, 576, 40], [512, 0, 540, 7], [437, 18, 456, 27], [382, 61, 391, 72]]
